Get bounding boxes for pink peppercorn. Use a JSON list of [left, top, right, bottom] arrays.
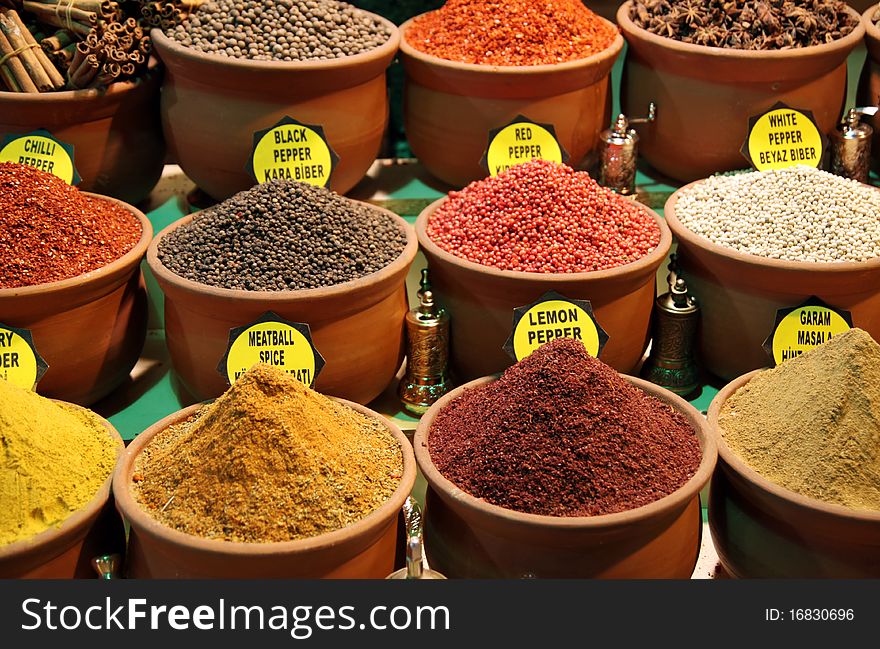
[[426, 160, 660, 273]]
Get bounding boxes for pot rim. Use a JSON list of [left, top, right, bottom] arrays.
[[617, 1, 865, 61], [863, 6, 880, 43], [150, 10, 399, 72], [665, 178, 880, 273], [114, 399, 417, 555], [398, 14, 624, 75], [415, 195, 672, 282], [0, 193, 153, 297], [708, 369, 880, 523], [0, 58, 160, 104], [414, 374, 717, 530], [146, 199, 417, 301], [0, 404, 123, 559]]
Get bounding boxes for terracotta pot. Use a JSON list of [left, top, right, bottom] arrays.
[[0, 408, 124, 578], [618, 1, 864, 182], [152, 18, 399, 201], [707, 371, 880, 577], [414, 375, 716, 578], [664, 182, 880, 381], [0, 196, 152, 405], [399, 16, 623, 187], [857, 8, 880, 163], [0, 67, 165, 204], [146, 205, 417, 404], [115, 401, 416, 578], [415, 198, 671, 381]]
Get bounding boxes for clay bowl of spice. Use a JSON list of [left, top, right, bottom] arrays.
[[414, 339, 716, 578], [857, 7, 880, 163], [152, 0, 399, 200], [664, 167, 880, 381], [399, 1, 623, 187], [114, 364, 416, 578], [707, 329, 880, 577], [0, 380, 125, 578], [416, 160, 672, 381], [146, 179, 417, 404], [0, 163, 152, 405], [0, 58, 165, 204], [619, 0, 864, 182]]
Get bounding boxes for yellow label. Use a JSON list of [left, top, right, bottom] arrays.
[[772, 306, 850, 364], [251, 123, 332, 186], [512, 299, 601, 361], [0, 328, 40, 389], [225, 321, 318, 386], [487, 122, 563, 176], [747, 108, 822, 171], [0, 135, 75, 183]]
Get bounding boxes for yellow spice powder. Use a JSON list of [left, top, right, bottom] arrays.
[[0, 378, 119, 546]]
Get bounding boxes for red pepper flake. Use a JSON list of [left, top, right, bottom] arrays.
[[406, 0, 618, 66], [0, 162, 142, 289], [426, 160, 660, 273], [428, 338, 703, 517]]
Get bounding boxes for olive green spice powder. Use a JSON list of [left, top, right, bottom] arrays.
[[133, 364, 403, 543], [719, 328, 880, 512]]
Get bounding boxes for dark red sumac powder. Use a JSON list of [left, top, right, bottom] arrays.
[[0, 162, 142, 289], [426, 160, 660, 273], [427, 338, 702, 517]]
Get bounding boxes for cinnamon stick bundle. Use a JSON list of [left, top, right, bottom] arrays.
[[0, 8, 63, 90]]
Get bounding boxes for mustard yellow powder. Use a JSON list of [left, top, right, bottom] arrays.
[[0, 378, 119, 546]]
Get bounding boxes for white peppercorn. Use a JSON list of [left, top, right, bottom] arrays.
[[674, 166, 880, 263]]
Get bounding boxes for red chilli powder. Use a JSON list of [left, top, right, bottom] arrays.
[[0, 162, 142, 289], [427, 338, 702, 517], [426, 160, 660, 273], [406, 0, 617, 66]]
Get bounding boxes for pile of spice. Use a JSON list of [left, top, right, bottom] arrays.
[[0, 1, 189, 92], [406, 0, 617, 66], [0, 162, 142, 289], [631, 0, 858, 50], [718, 328, 880, 512], [426, 160, 660, 273], [0, 378, 119, 546], [673, 166, 880, 263], [428, 338, 702, 516], [133, 364, 403, 542], [158, 179, 407, 291], [166, 0, 392, 61]]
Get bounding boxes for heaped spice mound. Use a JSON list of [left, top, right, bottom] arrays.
[[426, 160, 660, 273], [406, 0, 617, 66], [157, 179, 408, 291], [168, 0, 392, 61], [0, 162, 142, 289], [630, 0, 857, 50], [719, 328, 880, 512], [133, 364, 403, 543], [428, 338, 702, 516]]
